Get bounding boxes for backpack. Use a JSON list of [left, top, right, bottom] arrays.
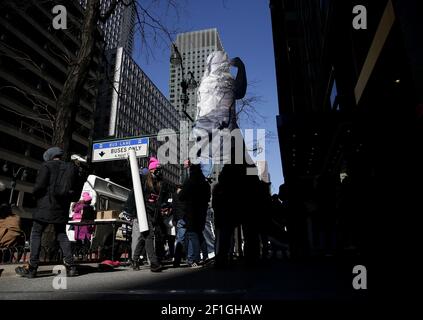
[[50, 161, 76, 198]]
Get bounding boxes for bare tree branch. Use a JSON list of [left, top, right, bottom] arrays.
[[236, 80, 267, 127], [132, 1, 181, 63], [0, 42, 42, 72], [0, 86, 55, 127], [46, 43, 73, 66], [1, 41, 64, 107], [234, 79, 277, 145]]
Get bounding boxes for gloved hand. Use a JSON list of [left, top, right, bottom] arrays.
[[119, 211, 133, 222]]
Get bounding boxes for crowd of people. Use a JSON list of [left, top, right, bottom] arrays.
[[121, 157, 277, 273], [2, 144, 292, 277], [2, 145, 364, 279]]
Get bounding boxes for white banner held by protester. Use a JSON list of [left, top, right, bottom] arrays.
[[128, 149, 149, 232]]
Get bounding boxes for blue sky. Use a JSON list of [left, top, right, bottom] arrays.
[[133, 0, 284, 193]]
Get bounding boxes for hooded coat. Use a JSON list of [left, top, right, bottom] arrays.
[[72, 201, 95, 240], [32, 159, 77, 224]]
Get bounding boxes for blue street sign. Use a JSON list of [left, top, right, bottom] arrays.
[[92, 137, 149, 162]]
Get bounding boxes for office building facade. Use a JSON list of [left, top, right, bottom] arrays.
[[100, 0, 135, 53], [91, 1, 181, 186], [78, 0, 135, 53], [95, 47, 181, 186], [270, 0, 422, 258], [0, 0, 101, 209]]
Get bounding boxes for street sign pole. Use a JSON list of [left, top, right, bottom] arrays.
[[128, 149, 149, 233]]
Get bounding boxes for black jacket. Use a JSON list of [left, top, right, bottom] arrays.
[[123, 175, 170, 225], [171, 191, 187, 222], [211, 165, 254, 228], [179, 168, 211, 232], [32, 160, 77, 224]]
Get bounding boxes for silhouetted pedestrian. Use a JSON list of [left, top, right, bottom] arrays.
[[15, 147, 78, 278], [179, 164, 210, 267]]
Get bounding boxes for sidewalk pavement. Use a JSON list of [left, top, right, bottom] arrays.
[[0, 262, 103, 278]]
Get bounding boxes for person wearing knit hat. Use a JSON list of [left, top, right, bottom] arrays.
[[71, 192, 94, 241], [125, 156, 170, 272], [81, 192, 92, 202], [148, 157, 163, 181], [148, 157, 160, 171], [15, 145, 78, 278], [43, 146, 64, 162]]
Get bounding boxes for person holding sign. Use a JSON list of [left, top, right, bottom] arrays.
[[124, 157, 169, 272]]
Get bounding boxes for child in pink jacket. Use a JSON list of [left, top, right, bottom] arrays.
[[72, 192, 95, 241]]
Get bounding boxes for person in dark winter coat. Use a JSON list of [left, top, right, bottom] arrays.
[[212, 164, 263, 267], [212, 164, 243, 267], [15, 147, 78, 278], [178, 164, 211, 266], [32, 148, 77, 224], [240, 172, 263, 264], [125, 157, 170, 272]]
